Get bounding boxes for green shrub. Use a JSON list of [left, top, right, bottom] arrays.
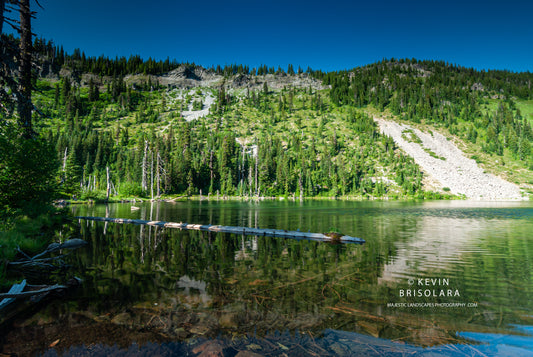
[[0, 209, 62, 262], [0, 123, 59, 217], [119, 182, 145, 197], [80, 190, 108, 201], [471, 155, 482, 164]]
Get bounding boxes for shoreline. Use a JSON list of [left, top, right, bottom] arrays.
[[58, 192, 533, 206]]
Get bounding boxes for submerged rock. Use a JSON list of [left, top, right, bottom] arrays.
[[192, 340, 226, 357], [111, 312, 132, 327], [219, 312, 238, 329]]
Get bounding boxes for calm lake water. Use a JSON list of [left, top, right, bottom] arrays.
[[7, 200, 533, 355]]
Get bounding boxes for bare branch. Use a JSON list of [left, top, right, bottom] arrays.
[[0, 284, 68, 299], [4, 15, 19, 23], [4, 17, 20, 32]]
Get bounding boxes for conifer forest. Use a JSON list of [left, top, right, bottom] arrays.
[[3, 37, 533, 209]]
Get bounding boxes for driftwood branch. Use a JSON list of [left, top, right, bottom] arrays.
[[75, 216, 365, 244], [32, 238, 88, 260], [0, 278, 82, 317], [8, 255, 65, 265], [15, 246, 33, 260], [0, 284, 67, 299], [8, 239, 88, 270], [0, 280, 26, 310]]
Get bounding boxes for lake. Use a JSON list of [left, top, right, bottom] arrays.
[[4, 200, 533, 356]]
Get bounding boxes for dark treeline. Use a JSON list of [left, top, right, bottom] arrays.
[[32, 37, 307, 78], [32, 36, 188, 76], [318, 58, 533, 105]]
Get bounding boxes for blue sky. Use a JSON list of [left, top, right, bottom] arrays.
[[29, 0, 533, 72]]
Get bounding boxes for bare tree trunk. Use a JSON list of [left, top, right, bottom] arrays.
[[156, 151, 160, 197], [62, 147, 68, 171], [248, 165, 253, 197], [18, 0, 33, 138], [209, 150, 214, 192], [142, 141, 148, 191], [241, 143, 245, 181], [299, 172, 303, 202], [0, 0, 6, 34], [106, 166, 110, 201], [150, 150, 154, 200], [255, 154, 258, 197]]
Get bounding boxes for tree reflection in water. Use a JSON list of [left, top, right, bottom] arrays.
[[4, 200, 533, 356]]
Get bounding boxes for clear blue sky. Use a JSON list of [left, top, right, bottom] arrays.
[[29, 0, 533, 72]]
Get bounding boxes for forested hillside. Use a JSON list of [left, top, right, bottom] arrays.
[[323, 59, 533, 162], [321, 59, 533, 192], [8, 39, 533, 201]]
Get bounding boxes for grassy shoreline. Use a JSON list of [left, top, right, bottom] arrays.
[[62, 190, 461, 206], [0, 207, 67, 288]]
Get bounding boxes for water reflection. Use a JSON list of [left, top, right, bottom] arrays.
[[176, 276, 211, 307], [379, 216, 500, 282], [10, 200, 533, 354]]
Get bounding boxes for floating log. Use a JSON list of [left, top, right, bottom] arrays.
[[75, 216, 365, 244]]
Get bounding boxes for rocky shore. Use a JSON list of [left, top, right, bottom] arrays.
[[375, 118, 527, 200]]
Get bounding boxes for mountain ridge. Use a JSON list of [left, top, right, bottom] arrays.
[[16, 46, 533, 200]]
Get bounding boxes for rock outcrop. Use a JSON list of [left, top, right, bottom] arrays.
[[375, 118, 526, 200]]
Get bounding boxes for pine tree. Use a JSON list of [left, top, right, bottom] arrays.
[[63, 148, 83, 196], [88, 78, 100, 101]]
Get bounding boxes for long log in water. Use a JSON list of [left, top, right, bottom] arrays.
[[75, 216, 365, 244]]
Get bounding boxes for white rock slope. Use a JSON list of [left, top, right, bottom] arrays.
[[181, 91, 215, 122], [375, 118, 526, 200]]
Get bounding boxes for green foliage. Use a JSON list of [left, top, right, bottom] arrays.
[[61, 149, 83, 196], [79, 189, 108, 201], [119, 181, 145, 197], [0, 121, 59, 216], [22, 50, 533, 201], [0, 207, 62, 263], [192, 99, 203, 111], [28, 77, 428, 200], [321, 59, 533, 189]]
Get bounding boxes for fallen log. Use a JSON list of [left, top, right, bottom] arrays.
[[40, 238, 88, 255], [8, 238, 88, 270], [0, 280, 27, 310], [0, 278, 82, 329], [0, 284, 68, 299], [75, 216, 365, 244]]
